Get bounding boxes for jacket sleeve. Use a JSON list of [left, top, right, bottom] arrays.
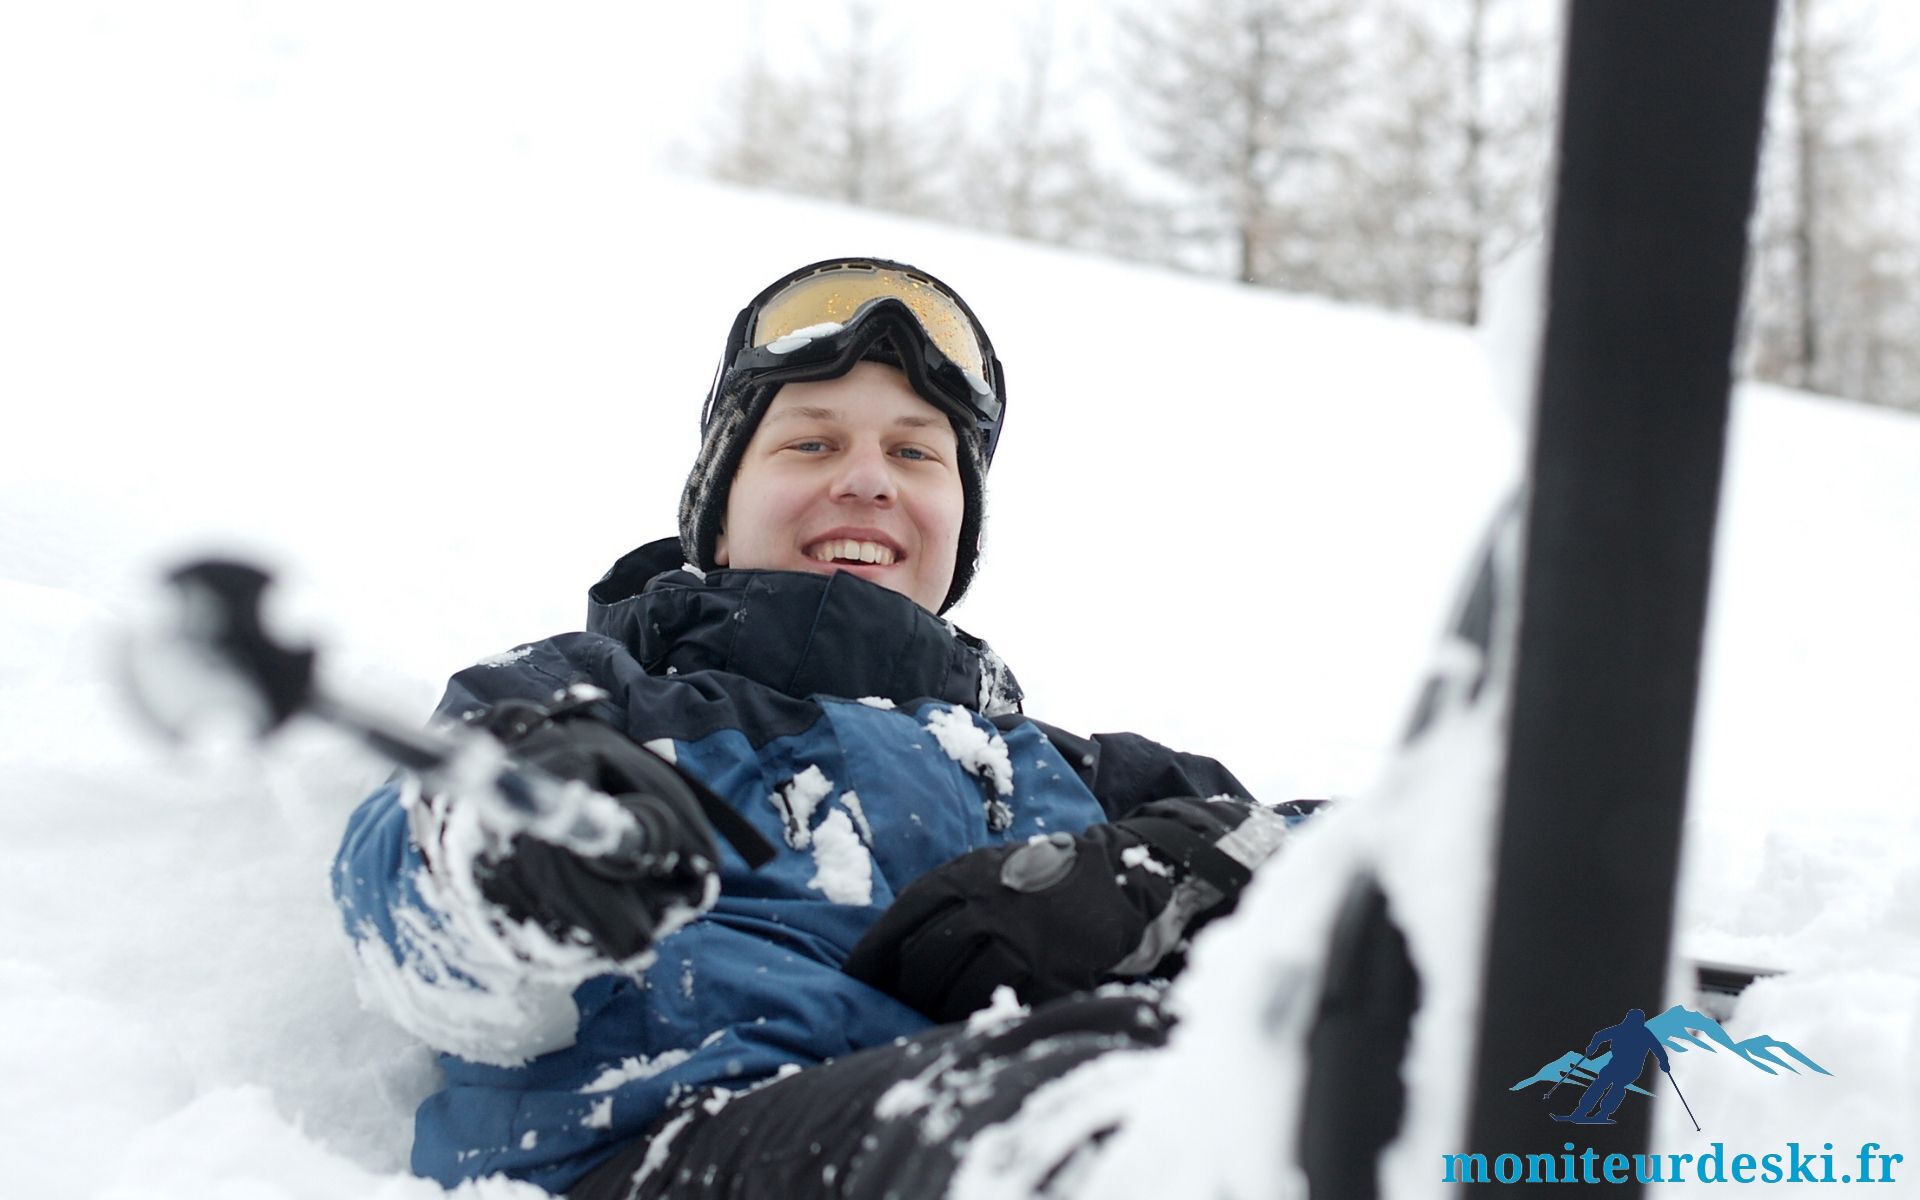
[[995, 715, 1256, 820], [327, 638, 623, 1067], [331, 775, 584, 1067]]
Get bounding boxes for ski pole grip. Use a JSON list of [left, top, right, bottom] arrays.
[[167, 559, 317, 732]]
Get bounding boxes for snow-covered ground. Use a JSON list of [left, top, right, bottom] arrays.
[[5, 6, 1918, 1196]]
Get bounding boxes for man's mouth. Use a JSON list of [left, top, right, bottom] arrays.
[[804, 538, 899, 566]]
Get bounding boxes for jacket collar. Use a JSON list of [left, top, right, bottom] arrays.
[[586, 538, 1022, 715]]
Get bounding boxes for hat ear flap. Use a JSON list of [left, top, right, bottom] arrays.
[[680, 380, 768, 572]]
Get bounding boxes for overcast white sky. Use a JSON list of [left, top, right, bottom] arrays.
[[6, 2, 1913, 227], [0, 1, 1118, 176], [6, 2, 1913, 198]]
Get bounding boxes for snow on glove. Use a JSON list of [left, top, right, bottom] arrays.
[[458, 702, 721, 965], [842, 796, 1295, 1024]]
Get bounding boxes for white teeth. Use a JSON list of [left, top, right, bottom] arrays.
[[807, 539, 896, 566]]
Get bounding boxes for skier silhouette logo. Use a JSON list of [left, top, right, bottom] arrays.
[[1517, 1002, 1834, 1132], [1549, 1008, 1671, 1125]]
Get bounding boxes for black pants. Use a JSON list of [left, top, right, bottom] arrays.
[[569, 992, 1168, 1200]]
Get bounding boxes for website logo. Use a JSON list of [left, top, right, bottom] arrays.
[[1443, 1004, 1901, 1184], [1509, 1003, 1831, 1127]]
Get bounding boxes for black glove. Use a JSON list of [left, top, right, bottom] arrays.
[[465, 700, 721, 964], [843, 796, 1295, 1023]]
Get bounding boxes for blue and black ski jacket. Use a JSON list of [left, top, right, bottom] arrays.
[[332, 538, 1250, 1193]]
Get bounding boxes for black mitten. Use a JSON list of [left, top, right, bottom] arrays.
[[466, 702, 721, 963], [843, 797, 1298, 1023]]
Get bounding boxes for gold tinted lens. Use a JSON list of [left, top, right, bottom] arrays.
[[750, 264, 987, 381]]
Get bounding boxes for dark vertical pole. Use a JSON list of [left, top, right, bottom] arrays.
[[1465, 3, 1776, 1194]]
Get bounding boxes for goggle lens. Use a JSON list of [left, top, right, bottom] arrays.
[[748, 263, 990, 387]]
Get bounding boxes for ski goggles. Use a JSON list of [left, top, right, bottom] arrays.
[[705, 258, 1007, 463]]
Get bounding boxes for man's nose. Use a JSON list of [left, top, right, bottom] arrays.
[[832, 441, 897, 504]]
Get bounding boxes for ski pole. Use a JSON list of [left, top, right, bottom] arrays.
[[124, 557, 774, 865], [1543, 1054, 1586, 1100], [1664, 1069, 1701, 1132]]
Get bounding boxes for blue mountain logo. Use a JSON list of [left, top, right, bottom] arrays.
[[1510, 1004, 1833, 1101]]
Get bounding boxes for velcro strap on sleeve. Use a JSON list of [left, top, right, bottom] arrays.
[[1122, 815, 1254, 897], [673, 765, 777, 868]]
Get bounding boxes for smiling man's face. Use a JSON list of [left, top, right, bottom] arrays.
[[715, 361, 966, 613]]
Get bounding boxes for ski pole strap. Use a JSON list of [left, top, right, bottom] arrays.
[[674, 767, 778, 869], [1123, 815, 1255, 897]]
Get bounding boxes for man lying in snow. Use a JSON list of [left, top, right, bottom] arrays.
[[332, 257, 1307, 1199]]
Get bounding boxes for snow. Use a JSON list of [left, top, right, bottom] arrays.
[[1025, 514, 1525, 1200], [343, 906, 582, 1069], [765, 321, 846, 354], [973, 640, 1022, 718], [806, 809, 875, 907], [769, 765, 834, 850], [840, 789, 875, 844], [923, 704, 1015, 796], [3, 15, 1918, 1191], [578, 1049, 696, 1094], [640, 737, 675, 764], [767, 768, 877, 903], [1119, 844, 1172, 879], [624, 1109, 694, 1195], [965, 986, 1030, 1036]]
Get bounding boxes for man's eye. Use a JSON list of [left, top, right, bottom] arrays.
[[789, 439, 830, 453], [894, 445, 932, 462]]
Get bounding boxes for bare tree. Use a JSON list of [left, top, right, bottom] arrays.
[[1453, 0, 1556, 323], [806, 3, 945, 212], [702, 2, 950, 217], [1307, 0, 1553, 322], [1788, 0, 1823, 384], [1306, 9, 1461, 313], [968, 15, 1067, 240], [947, 11, 1169, 261], [1112, 0, 1358, 284], [707, 56, 819, 195], [1741, 0, 1920, 409]]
